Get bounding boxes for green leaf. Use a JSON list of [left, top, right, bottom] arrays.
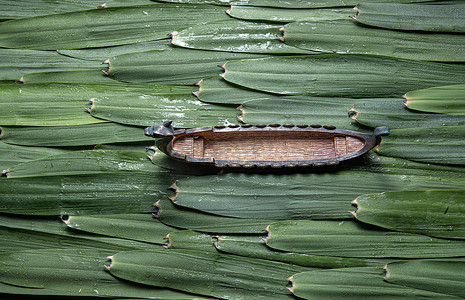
[[349, 98, 465, 129], [281, 19, 465, 61], [107, 48, 267, 85], [376, 126, 465, 165], [107, 249, 312, 299], [353, 190, 465, 239], [156, 198, 271, 234], [239, 97, 382, 131], [195, 76, 281, 104], [0, 249, 199, 299], [353, 3, 465, 33], [404, 84, 465, 115], [170, 171, 465, 220], [0, 123, 152, 146], [64, 214, 175, 244], [0, 4, 229, 50], [215, 236, 389, 268], [221, 54, 465, 97], [87, 94, 238, 128], [0, 48, 101, 81], [265, 220, 465, 258], [289, 267, 457, 300], [20, 70, 115, 84], [0, 142, 67, 171], [227, 5, 352, 23], [171, 19, 313, 54], [384, 260, 465, 298], [58, 40, 172, 62], [165, 230, 217, 252]]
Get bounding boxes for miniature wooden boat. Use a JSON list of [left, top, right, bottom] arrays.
[[145, 121, 389, 168]]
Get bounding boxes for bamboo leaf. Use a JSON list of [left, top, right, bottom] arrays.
[[165, 230, 217, 252], [20, 70, 115, 84], [353, 190, 465, 239], [87, 94, 238, 128], [0, 123, 152, 146], [384, 260, 465, 298], [0, 4, 229, 50], [376, 126, 465, 165], [353, 3, 465, 33], [107, 48, 267, 85], [349, 98, 465, 129], [289, 267, 457, 300], [156, 198, 271, 234], [265, 220, 465, 258], [0, 49, 101, 81], [170, 171, 465, 220], [215, 236, 389, 268], [281, 19, 465, 62], [227, 6, 352, 23], [0, 249, 200, 299], [171, 19, 313, 54], [107, 249, 312, 299], [221, 54, 465, 97], [64, 214, 175, 244], [0, 142, 67, 171], [404, 84, 465, 115]]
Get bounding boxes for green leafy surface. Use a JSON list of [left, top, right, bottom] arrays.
[[165, 230, 217, 252], [0, 123, 152, 146], [156, 198, 271, 234], [227, 5, 352, 22], [385, 260, 465, 298], [0, 142, 67, 171], [222, 55, 465, 97], [376, 126, 465, 165], [354, 190, 465, 239], [107, 48, 266, 85], [282, 19, 465, 61], [404, 84, 465, 115], [0, 249, 199, 299], [289, 267, 457, 300], [171, 170, 465, 220], [64, 214, 175, 244], [350, 98, 465, 129], [265, 220, 465, 258], [20, 70, 115, 84], [171, 19, 313, 54], [88, 94, 238, 128], [107, 249, 312, 299], [354, 3, 465, 33], [0, 4, 229, 50]]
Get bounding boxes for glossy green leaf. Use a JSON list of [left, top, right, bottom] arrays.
[[107, 48, 267, 85], [354, 3, 465, 33], [155, 0, 439, 8], [64, 214, 175, 244], [171, 19, 312, 54], [58, 40, 172, 62], [221, 54, 465, 97], [20, 70, 115, 84], [282, 19, 465, 61], [384, 260, 465, 298], [349, 98, 465, 129], [0, 249, 199, 299], [165, 230, 217, 252], [227, 5, 352, 23], [87, 94, 238, 128], [156, 198, 271, 234], [289, 267, 457, 300], [265, 220, 465, 258], [170, 170, 465, 220], [215, 236, 389, 268], [0, 123, 152, 146], [353, 190, 465, 239], [107, 249, 312, 299], [195, 76, 281, 104], [404, 84, 465, 115], [0, 4, 229, 50], [239, 97, 384, 131], [0, 49, 101, 81], [376, 126, 465, 165], [0, 142, 67, 171]]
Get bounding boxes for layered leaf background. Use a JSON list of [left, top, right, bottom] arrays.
[[0, 1, 464, 299]]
